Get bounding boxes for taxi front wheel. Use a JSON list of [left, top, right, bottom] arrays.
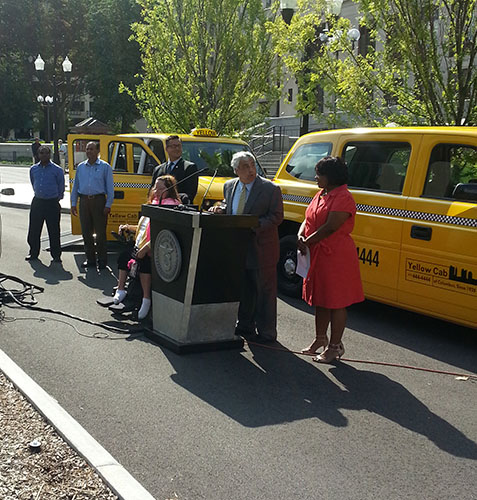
[[277, 235, 303, 298]]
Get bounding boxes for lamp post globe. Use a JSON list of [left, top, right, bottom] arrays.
[[34, 54, 45, 72], [33, 53, 72, 163], [327, 0, 344, 16], [347, 27, 361, 50], [62, 56, 72, 73], [279, 0, 297, 25]]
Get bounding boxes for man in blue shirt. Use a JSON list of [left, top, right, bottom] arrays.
[[26, 146, 65, 263], [71, 141, 114, 269]]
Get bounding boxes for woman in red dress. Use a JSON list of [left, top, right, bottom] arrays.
[[297, 156, 364, 363]]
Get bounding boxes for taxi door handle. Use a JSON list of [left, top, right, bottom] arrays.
[[114, 191, 124, 199], [411, 225, 432, 241]]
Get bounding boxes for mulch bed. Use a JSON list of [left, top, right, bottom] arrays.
[[0, 371, 118, 500]]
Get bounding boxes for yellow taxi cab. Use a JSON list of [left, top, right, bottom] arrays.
[[274, 127, 477, 329], [67, 129, 265, 239]]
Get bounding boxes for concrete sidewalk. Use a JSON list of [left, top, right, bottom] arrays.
[[0, 164, 71, 213]]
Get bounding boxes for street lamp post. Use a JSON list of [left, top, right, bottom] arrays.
[[279, 0, 312, 136], [36, 95, 53, 142], [34, 54, 72, 164]]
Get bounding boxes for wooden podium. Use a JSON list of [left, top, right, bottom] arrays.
[[142, 205, 258, 353]]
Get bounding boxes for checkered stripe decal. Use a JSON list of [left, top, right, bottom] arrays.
[[282, 194, 313, 204], [113, 182, 150, 188], [68, 179, 150, 189], [283, 193, 477, 228], [356, 204, 477, 228]]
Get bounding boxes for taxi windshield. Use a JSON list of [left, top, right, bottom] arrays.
[[181, 141, 264, 177]]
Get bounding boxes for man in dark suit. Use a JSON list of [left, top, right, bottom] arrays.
[[210, 151, 284, 343], [150, 135, 199, 203]]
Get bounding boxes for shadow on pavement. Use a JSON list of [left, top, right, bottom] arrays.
[[29, 259, 73, 285], [280, 293, 477, 375], [347, 300, 477, 374], [329, 363, 477, 459], [164, 343, 477, 458], [165, 343, 348, 428], [75, 253, 118, 297]]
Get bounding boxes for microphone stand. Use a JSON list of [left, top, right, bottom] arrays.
[[199, 169, 219, 214]]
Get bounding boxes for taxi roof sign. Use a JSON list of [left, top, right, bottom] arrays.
[[190, 128, 218, 137]]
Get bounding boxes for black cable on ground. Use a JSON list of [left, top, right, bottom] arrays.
[[0, 272, 44, 306], [1, 314, 143, 341], [1, 275, 474, 379], [0, 272, 143, 336]]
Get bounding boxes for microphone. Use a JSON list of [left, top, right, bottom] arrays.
[[199, 169, 219, 214], [156, 167, 208, 206]]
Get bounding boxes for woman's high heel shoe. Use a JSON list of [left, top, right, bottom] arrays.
[[312, 342, 345, 363], [301, 336, 328, 355]]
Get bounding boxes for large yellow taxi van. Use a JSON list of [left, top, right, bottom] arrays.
[[67, 129, 265, 238], [274, 127, 477, 329]]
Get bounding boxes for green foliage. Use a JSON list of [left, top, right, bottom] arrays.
[[0, 0, 37, 135], [128, 0, 280, 134], [269, 0, 477, 126], [451, 148, 477, 184], [0, 55, 34, 136], [199, 150, 235, 176], [0, 0, 141, 136], [84, 0, 142, 132], [0, 0, 90, 137]]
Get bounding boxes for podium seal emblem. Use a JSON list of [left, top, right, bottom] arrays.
[[154, 229, 182, 282]]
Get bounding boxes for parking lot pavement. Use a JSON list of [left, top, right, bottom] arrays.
[[1, 199, 477, 500]]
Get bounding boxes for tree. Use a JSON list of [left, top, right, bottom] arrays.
[[126, 0, 280, 134], [84, 0, 142, 132], [0, 0, 90, 139], [0, 0, 140, 138], [0, 0, 38, 137], [269, 0, 477, 127]]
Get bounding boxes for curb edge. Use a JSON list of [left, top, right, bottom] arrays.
[[0, 349, 156, 500]]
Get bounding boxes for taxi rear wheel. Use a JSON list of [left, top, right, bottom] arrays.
[[277, 235, 302, 298]]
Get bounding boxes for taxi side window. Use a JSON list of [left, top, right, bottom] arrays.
[[285, 142, 332, 181], [132, 144, 157, 174], [148, 140, 166, 164], [181, 142, 259, 177], [344, 141, 410, 193], [71, 139, 89, 169], [108, 142, 128, 172], [423, 144, 477, 200]]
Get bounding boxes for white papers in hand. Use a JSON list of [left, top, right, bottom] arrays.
[[296, 250, 310, 279]]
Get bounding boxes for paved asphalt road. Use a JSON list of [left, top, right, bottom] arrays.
[[0, 186, 476, 498]]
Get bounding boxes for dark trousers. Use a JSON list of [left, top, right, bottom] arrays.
[[237, 265, 278, 339], [27, 197, 61, 259], [78, 194, 107, 263]]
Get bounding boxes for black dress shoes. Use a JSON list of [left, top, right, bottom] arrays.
[[81, 260, 96, 268], [25, 255, 39, 261], [235, 327, 256, 339]]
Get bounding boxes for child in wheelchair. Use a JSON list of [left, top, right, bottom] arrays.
[[112, 175, 181, 319]]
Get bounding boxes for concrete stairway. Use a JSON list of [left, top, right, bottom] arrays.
[[256, 151, 286, 179]]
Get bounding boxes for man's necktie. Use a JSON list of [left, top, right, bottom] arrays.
[[236, 185, 247, 214], [168, 162, 174, 174]]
